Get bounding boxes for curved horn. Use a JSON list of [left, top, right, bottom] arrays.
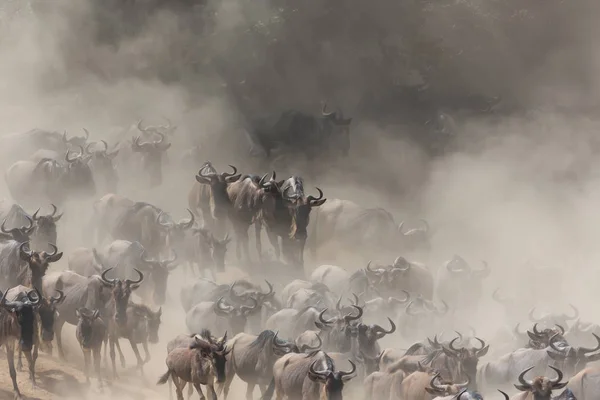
[[498, 390, 510, 400], [555, 324, 565, 336], [19, 241, 33, 258], [549, 333, 565, 353], [309, 360, 329, 380], [137, 119, 150, 133], [579, 333, 600, 354], [449, 337, 462, 352], [344, 305, 363, 322], [374, 317, 396, 337], [26, 288, 41, 305], [51, 289, 65, 304], [339, 360, 356, 377], [532, 323, 543, 336], [100, 268, 117, 285], [214, 297, 232, 315], [49, 204, 58, 218], [261, 280, 274, 298], [428, 373, 445, 393], [565, 304, 579, 320], [318, 309, 335, 325], [65, 148, 79, 163], [240, 297, 259, 315], [100, 140, 108, 153], [517, 366, 534, 388], [180, 209, 195, 230], [223, 165, 238, 178], [529, 307, 543, 322], [0, 219, 10, 234], [125, 268, 144, 286], [492, 288, 508, 304], [322, 103, 335, 118], [419, 219, 429, 233], [82, 128, 90, 140], [548, 365, 564, 385], [32, 208, 40, 221], [46, 243, 58, 256], [306, 333, 323, 351], [24, 215, 34, 232], [307, 188, 324, 204]]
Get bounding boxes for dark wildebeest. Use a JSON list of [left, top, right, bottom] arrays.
[[100, 267, 145, 378], [190, 228, 231, 277], [84, 139, 119, 193], [157, 331, 229, 400], [0, 287, 41, 399], [226, 172, 281, 262], [131, 131, 171, 187], [244, 104, 352, 160], [42, 269, 115, 361], [188, 162, 241, 237], [75, 307, 106, 386], [264, 350, 356, 400], [5, 146, 96, 206], [261, 176, 326, 268], [511, 366, 568, 400]]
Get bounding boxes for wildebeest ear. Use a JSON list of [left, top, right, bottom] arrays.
[[195, 175, 212, 185], [310, 199, 326, 207]]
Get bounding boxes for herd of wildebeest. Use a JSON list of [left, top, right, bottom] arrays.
[[0, 114, 596, 400]]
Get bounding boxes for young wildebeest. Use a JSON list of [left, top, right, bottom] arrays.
[[158, 331, 230, 400], [30, 204, 62, 253], [191, 228, 231, 278], [264, 350, 356, 400], [110, 302, 162, 375], [131, 131, 171, 187], [84, 139, 119, 194], [76, 307, 106, 386], [0, 287, 41, 399]]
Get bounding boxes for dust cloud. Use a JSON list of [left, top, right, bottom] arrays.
[[0, 0, 598, 398]]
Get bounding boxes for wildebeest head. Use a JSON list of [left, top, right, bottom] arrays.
[[207, 233, 231, 271], [137, 118, 177, 138], [84, 140, 119, 192], [525, 323, 567, 349], [405, 297, 449, 318], [19, 242, 63, 289], [195, 164, 241, 219], [213, 296, 260, 334], [31, 204, 62, 252], [191, 330, 230, 383], [228, 280, 275, 308], [136, 306, 162, 344], [64, 146, 96, 198], [0, 288, 40, 352], [75, 307, 101, 349], [99, 267, 144, 325], [529, 304, 579, 329], [140, 250, 178, 305], [62, 129, 90, 149], [514, 366, 567, 400], [356, 317, 396, 358], [316, 306, 364, 353], [446, 256, 490, 280], [131, 131, 171, 187], [308, 356, 356, 399], [321, 103, 352, 156], [442, 337, 489, 384], [425, 373, 470, 397], [157, 209, 195, 247], [0, 216, 35, 243], [37, 289, 65, 345], [547, 332, 600, 375]]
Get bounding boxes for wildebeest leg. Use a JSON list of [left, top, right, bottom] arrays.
[[207, 383, 218, 400], [27, 344, 38, 388], [187, 382, 194, 399], [245, 382, 255, 400], [17, 343, 23, 371], [194, 383, 205, 400], [142, 340, 151, 364], [128, 339, 144, 375], [82, 349, 91, 383], [93, 347, 103, 389], [266, 229, 280, 260], [115, 337, 126, 368], [109, 336, 118, 379], [6, 343, 22, 399], [172, 375, 185, 400], [55, 319, 67, 361], [254, 221, 263, 259]]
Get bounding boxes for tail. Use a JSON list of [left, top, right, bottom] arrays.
[[260, 377, 275, 400], [157, 369, 171, 385]]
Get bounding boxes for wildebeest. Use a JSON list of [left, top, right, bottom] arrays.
[[186, 297, 260, 336], [42, 269, 115, 360], [84, 139, 119, 193], [226, 173, 281, 262], [188, 162, 241, 237], [131, 131, 171, 187], [89, 193, 135, 245], [243, 104, 352, 160], [0, 204, 62, 253], [264, 350, 356, 400], [192, 228, 231, 277], [436, 255, 490, 314], [511, 366, 568, 400], [5, 146, 96, 206], [529, 305, 580, 330], [157, 331, 229, 400], [261, 176, 326, 268], [0, 287, 41, 399], [75, 307, 106, 386]]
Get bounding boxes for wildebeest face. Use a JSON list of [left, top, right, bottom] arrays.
[[211, 349, 229, 383], [321, 104, 352, 157], [100, 268, 144, 325], [209, 234, 231, 271], [76, 308, 101, 349], [20, 242, 63, 285], [140, 250, 177, 305], [38, 290, 65, 343], [146, 307, 162, 344]]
